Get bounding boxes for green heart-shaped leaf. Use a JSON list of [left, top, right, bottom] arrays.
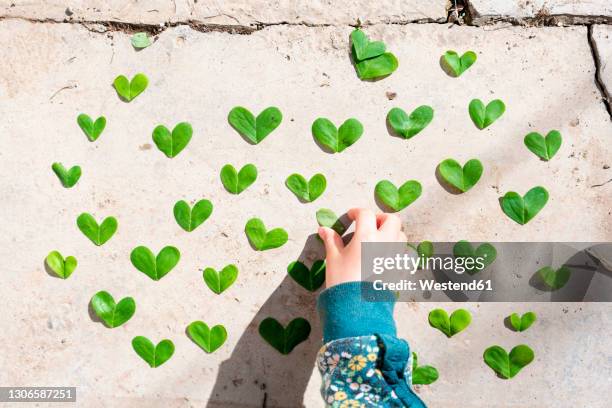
[[375, 179, 422, 212], [130, 246, 180, 281], [316, 208, 348, 236], [350, 29, 386, 60], [220, 163, 257, 194], [228, 106, 282, 144], [152, 122, 193, 158], [132, 336, 174, 368], [203, 264, 238, 294], [469, 99, 505, 129], [113, 73, 148, 102], [285, 173, 326, 202], [131, 32, 152, 49], [428, 308, 471, 337], [90, 290, 135, 328], [537, 266, 571, 290], [51, 162, 81, 188], [387, 106, 434, 139], [483, 345, 534, 379], [259, 317, 311, 355], [245, 218, 288, 251], [312, 118, 363, 153], [441, 50, 477, 77], [411, 352, 439, 385], [509, 312, 537, 332], [173, 199, 213, 232], [417, 241, 434, 258], [287, 260, 325, 292], [45, 250, 77, 279], [187, 321, 227, 353], [77, 213, 118, 246], [524, 130, 562, 161], [453, 241, 497, 275], [77, 113, 106, 141], [438, 158, 483, 193], [355, 53, 399, 80], [501, 186, 549, 225]]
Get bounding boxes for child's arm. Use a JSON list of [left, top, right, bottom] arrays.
[[316, 208, 426, 408]]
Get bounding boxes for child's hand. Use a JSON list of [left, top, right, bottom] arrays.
[[318, 208, 407, 288]]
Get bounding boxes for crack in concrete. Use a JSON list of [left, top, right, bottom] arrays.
[[587, 24, 612, 120], [590, 178, 612, 188]]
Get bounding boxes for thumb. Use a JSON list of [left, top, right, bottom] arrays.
[[318, 227, 344, 255]]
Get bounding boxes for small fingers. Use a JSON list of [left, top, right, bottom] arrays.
[[376, 213, 402, 234], [318, 227, 344, 256], [347, 208, 377, 237]]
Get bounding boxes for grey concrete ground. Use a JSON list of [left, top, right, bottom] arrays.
[[0, 1, 611, 407]]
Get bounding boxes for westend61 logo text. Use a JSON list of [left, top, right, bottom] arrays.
[[372, 254, 487, 275]]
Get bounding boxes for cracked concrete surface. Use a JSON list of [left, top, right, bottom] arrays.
[[1, 3, 611, 408], [592, 25, 612, 114]]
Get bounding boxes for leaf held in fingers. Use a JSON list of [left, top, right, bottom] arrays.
[[132, 336, 174, 367], [375, 179, 422, 212], [173, 199, 213, 232], [411, 352, 439, 385], [428, 308, 471, 337], [312, 118, 363, 153], [524, 131, 562, 161], [259, 317, 311, 355], [187, 321, 227, 353], [287, 260, 326, 292], [130, 246, 180, 281], [113, 73, 148, 102], [469, 99, 505, 129], [387, 106, 434, 139], [285, 173, 327, 202], [537, 266, 571, 290], [316, 208, 348, 236], [77, 213, 117, 246], [228, 106, 282, 144], [52, 162, 81, 188], [483, 345, 534, 379], [220, 163, 258, 194], [438, 158, 483, 192], [441, 50, 477, 77], [203, 264, 239, 294], [509, 312, 537, 332], [90, 290, 135, 328], [45, 250, 77, 279], [245, 218, 288, 251], [152, 122, 193, 158], [501, 186, 549, 225], [453, 241, 497, 275], [77, 113, 106, 141]]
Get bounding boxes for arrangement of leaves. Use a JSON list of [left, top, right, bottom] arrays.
[[387, 106, 434, 139], [312, 118, 363, 153], [131, 32, 152, 49], [132, 336, 174, 367], [173, 199, 213, 232], [152, 122, 193, 158], [524, 130, 562, 161], [187, 321, 227, 353], [537, 266, 571, 290], [428, 308, 471, 338], [244, 218, 288, 251], [228, 106, 282, 144], [438, 158, 483, 193], [285, 173, 326, 203], [509, 312, 537, 332], [220, 163, 257, 194], [90, 290, 135, 328], [52, 163, 81, 188], [483, 345, 534, 379], [441, 50, 477, 77], [350, 28, 398, 80], [469, 99, 505, 129], [203, 264, 239, 294], [316, 208, 348, 236], [453, 241, 497, 275], [45, 251, 77, 279], [77, 113, 106, 141], [259, 317, 311, 355], [77, 213, 118, 246], [113, 73, 148, 102], [411, 352, 439, 385], [287, 260, 325, 292], [375, 179, 422, 212], [130, 246, 180, 281], [501, 186, 549, 225]]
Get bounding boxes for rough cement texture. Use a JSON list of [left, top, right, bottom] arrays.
[[1, 10, 611, 408], [0, 0, 448, 25], [592, 25, 612, 109]]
